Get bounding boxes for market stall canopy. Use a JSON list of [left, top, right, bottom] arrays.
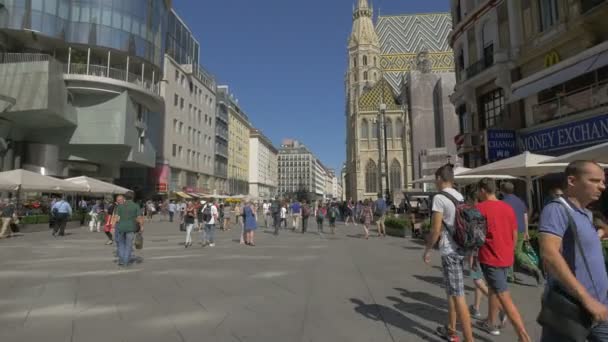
[[540, 141, 608, 164], [0, 169, 88, 193], [64, 176, 131, 195]]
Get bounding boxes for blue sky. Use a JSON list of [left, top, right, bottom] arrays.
[[173, 0, 450, 172]]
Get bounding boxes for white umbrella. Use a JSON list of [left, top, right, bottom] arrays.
[[65, 176, 132, 195], [540, 142, 608, 164], [459, 152, 569, 212], [0, 169, 88, 193], [411, 167, 519, 184]]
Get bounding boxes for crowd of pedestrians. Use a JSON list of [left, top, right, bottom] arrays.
[[421, 160, 608, 342]]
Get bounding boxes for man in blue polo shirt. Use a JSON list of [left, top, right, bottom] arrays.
[[290, 200, 302, 232], [539, 160, 608, 341]]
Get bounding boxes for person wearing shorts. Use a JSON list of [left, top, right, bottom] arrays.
[[423, 164, 473, 342], [476, 178, 531, 341]]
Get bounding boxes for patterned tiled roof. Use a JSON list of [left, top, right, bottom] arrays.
[[358, 78, 401, 112], [376, 13, 454, 92], [376, 13, 452, 54]]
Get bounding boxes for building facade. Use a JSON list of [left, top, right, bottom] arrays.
[[215, 87, 229, 194], [249, 128, 278, 199], [221, 86, 250, 195], [278, 139, 327, 200], [154, 10, 218, 196], [0, 0, 169, 197], [345, 0, 457, 201], [450, 0, 608, 168]]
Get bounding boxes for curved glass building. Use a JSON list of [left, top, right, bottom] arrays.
[[0, 0, 172, 195], [0, 0, 168, 67]]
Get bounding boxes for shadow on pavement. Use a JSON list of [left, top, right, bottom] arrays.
[[350, 298, 442, 341], [386, 296, 446, 326], [402, 246, 424, 250], [394, 288, 447, 308], [413, 275, 475, 292]]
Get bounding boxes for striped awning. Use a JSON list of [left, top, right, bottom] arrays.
[[175, 191, 192, 199]]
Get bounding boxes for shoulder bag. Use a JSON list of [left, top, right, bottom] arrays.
[[537, 200, 600, 341]]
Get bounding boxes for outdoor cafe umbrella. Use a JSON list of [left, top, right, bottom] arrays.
[[0, 169, 88, 193], [411, 167, 519, 185], [459, 151, 568, 212], [64, 176, 132, 195], [540, 141, 608, 164]]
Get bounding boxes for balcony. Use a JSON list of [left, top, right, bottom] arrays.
[[64, 63, 160, 96], [533, 81, 608, 124], [466, 54, 494, 79]]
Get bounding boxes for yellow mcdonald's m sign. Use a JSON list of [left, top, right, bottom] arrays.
[[545, 51, 561, 67]]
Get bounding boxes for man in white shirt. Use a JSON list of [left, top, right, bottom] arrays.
[[262, 201, 271, 227], [201, 200, 219, 247], [422, 164, 474, 342], [168, 200, 177, 222]]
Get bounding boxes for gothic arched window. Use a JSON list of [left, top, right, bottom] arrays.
[[385, 118, 393, 139], [371, 120, 378, 139], [374, 56, 377, 66], [390, 159, 402, 191], [363, 55, 368, 66], [353, 57, 357, 68], [365, 160, 378, 194], [395, 118, 404, 139], [363, 71, 368, 80], [360, 119, 369, 139]]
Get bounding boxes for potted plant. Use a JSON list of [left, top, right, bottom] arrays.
[[384, 216, 409, 238]]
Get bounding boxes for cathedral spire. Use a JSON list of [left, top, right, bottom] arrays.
[[354, 0, 372, 20], [349, 0, 378, 47]]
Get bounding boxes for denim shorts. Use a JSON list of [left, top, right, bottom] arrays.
[[481, 264, 509, 293]]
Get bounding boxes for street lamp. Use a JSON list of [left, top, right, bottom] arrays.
[[378, 103, 391, 204]]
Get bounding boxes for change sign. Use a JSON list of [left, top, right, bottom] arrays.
[[486, 129, 517, 162]]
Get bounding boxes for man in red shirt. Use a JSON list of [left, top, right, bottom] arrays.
[[475, 178, 531, 341]]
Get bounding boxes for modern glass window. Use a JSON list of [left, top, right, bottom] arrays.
[[365, 160, 378, 194], [539, 0, 559, 32]]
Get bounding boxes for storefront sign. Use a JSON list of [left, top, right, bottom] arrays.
[[544, 50, 560, 68], [486, 129, 517, 162], [518, 114, 608, 154]]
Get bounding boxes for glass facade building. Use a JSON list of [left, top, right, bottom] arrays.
[[166, 9, 199, 66], [0, 0, 169, 66]]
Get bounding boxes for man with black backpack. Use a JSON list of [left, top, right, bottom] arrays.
[[422, 164, 474, 342]]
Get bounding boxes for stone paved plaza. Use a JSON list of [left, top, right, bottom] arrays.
[[0, 220, 543, 342]]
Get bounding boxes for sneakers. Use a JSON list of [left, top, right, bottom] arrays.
[[476, 320, 500, 336], [436, 326, 459, 341], [498, 310, 508, 328], [469, 305, 482, 320], [209, 243, 215, 247], [105, 240, 113, 245]]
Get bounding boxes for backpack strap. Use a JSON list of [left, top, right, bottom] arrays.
[[439, 191, 462, 206]]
